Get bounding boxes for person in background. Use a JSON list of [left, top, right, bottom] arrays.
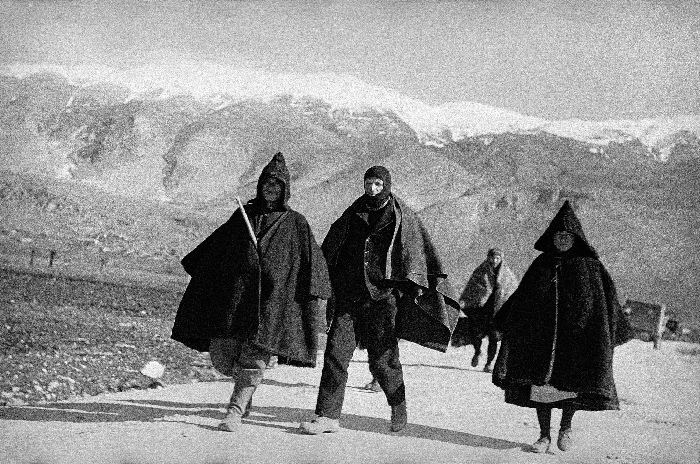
[[359, 337, 382, 393], [459, 247, 519, 373], [492, 201, 632, 453], [363, 375, 382, 392], [300, 166, 460, 434], [171, 152, 331, 432]]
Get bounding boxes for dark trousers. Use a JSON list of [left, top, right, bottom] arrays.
[[473, 329, 500, 367], [315, 295, 405, 419]]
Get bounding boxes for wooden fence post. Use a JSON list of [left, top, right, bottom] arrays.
[[653, 304, 667, 350]]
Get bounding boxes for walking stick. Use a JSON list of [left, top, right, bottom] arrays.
[[236, 197, 258, 248], [236, 197, 262, 314]]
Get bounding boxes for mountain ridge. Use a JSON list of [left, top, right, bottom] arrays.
[[1, 69, 698, 328], [3, 65, 699, 156]]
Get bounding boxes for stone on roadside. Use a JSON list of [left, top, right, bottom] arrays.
[[6, 397, 27, 407], [140, 360, 165, 379]]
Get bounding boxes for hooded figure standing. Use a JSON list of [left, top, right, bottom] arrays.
[[459, 247, 519, 373], [492, 201, 632, 453], [300, 166, 460, 435], [171, 152, 332, 432]]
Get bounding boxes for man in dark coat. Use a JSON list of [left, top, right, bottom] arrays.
[[300, 166, 460, 435], [492, 201, 632, 453], [458, 247, 519, 372], [171, 152, 331, 432]]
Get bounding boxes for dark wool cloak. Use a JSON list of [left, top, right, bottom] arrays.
[[171, 153, 331, 367], [492, 201, 632, 410], [322, 194, 460, 352]]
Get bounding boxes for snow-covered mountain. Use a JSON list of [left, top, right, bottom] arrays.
[[1, 62, 699, 329], [4, 61, 699, 162]]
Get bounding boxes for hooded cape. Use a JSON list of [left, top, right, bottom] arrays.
[[171, 153, 331, 367], [492, 201, 632, 410], [322, 194, 460, 352]]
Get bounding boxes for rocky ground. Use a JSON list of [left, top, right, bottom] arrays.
[[2, 265, 699, 464], [0, 266, 224, 406]]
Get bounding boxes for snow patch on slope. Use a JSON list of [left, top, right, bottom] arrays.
[[4, 59, 699, 156]]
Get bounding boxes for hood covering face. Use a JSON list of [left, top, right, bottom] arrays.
[[363, 165, 392, 210], [255, 152, 291, 211], [534, 200, 598, 258]]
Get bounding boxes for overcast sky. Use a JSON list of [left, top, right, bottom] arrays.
[[1, 0, 698, 120]]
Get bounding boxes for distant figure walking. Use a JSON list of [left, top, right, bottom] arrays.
[[171, 152, 331, 432], [299, 166, 460, 435], [458, 247, 519, 372], [358, 337, 382, 393], [492, 201, 632, 453]]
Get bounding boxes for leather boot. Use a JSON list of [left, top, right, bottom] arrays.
[[557, 428, 573, 451], [218, 409, 243, 432], [390, 401, 407, 432], [529, 436, 551, 453], [219, 383, 256, 432], [219, 368, 262, 432]]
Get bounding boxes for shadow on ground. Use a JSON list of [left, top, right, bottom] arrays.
[[0, 398, 525, 451], [349, 359, 481, 373]]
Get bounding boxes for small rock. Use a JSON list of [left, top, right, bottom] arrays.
[[140, 360, 165, 379], [7, 397, 27, 407], [47, 381, 61, 391], [57, 375, 76, 384]]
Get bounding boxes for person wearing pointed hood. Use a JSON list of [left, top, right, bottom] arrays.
[[300, 166, 460, 435], [171, 152, 332, 432], [492, 201, 632, 453]]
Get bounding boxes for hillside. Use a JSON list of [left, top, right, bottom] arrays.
[[0, 71, 699, 328]]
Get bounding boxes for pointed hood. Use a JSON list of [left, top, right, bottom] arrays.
[[534, 200, 598, 258], [255, 152, 291, 210]]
